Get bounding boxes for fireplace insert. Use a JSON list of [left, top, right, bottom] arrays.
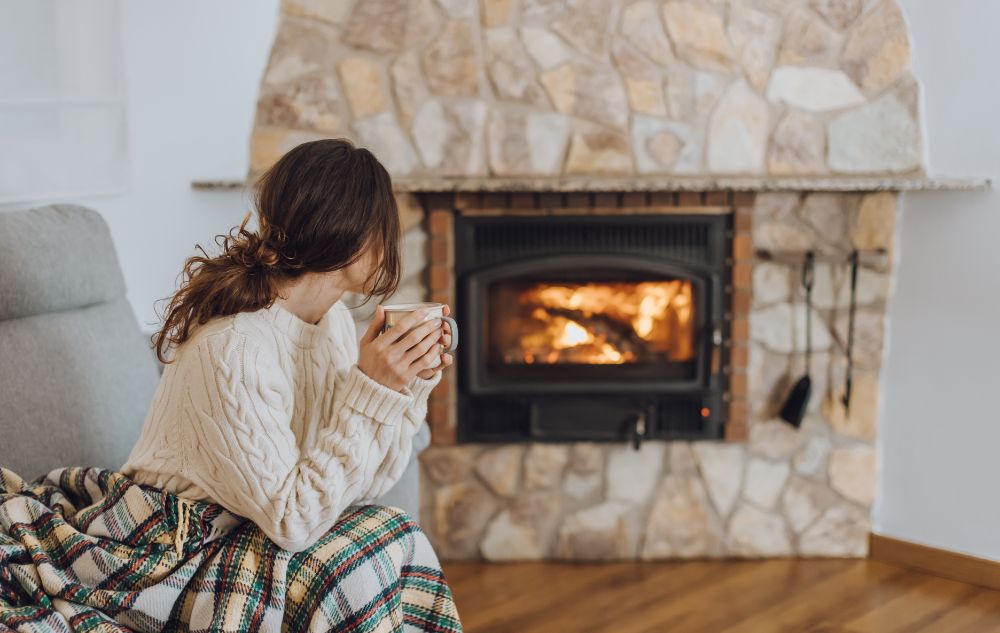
[[454, 213, 731, 445]]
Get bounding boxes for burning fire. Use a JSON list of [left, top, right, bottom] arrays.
[[500, 280, 695, 365]]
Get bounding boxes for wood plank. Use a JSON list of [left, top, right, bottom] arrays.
[[441, 558, 1000, 633]]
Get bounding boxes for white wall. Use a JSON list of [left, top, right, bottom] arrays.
[[0, 1, 282, 331], [875, 1, 1000, 560]]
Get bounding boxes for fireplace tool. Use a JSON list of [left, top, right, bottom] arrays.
[[842, 249, 860, 413], [780, 250, 815, 428]]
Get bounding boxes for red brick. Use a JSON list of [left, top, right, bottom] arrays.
[[733, 262, 752, 288], [593, 192, 619, 208], [422, 192, 454, 211], [677, 192, 702, 206], [566, 192, 590, 208], [732, 288, 752, 316], [538, 192, 563, 209], [429, 210, 453, 234], [734, 208, 753, 234], [733, 234, 753, 261], [621, 192, 646, 207], [649, 191, 676, 206], [510, 192, 535, 208], [430, 237, 450, 264], [482, 192, 508, 209], [725, 420, 748, 442], [729, 343, 749, 368], [733, 191, 755, 207], [730, 371, 748, 397], [454, 192, 481, 209], [429, 264, 451, 291], [732, 317, 749, 340], [705, 191, 730, 206]]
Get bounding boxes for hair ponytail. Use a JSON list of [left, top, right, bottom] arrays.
[[151, 138, 402, 364]]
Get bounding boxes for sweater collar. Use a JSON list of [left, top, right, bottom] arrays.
[[259, 301, 332, 348]]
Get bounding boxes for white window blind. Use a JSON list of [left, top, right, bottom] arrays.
[[0, 0, 129, 203]]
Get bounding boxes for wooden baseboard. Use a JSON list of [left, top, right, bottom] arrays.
[[869, 533, 1000, 591]]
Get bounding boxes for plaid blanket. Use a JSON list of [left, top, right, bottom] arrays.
[[0, 467, 462, 632]]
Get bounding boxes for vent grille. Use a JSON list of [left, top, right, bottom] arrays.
[[468, 219, 716, 268]]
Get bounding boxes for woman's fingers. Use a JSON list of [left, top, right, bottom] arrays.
[[402, 327, 443, 366], [394, 318, 442, 352], [381, 308, 429, 344]]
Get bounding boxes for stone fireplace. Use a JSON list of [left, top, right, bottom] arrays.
[[412, 186, 891, 560], [242, 0, 980, 560]]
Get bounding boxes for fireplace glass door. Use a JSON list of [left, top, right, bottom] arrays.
[[487, 276, 699, 383]]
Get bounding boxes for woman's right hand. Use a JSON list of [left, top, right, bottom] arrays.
[[357, 305, 445, 392]]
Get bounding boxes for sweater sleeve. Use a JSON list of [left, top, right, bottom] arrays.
[[354, 369, 442, 504], [339, 307, 443, 504], [180, 329, 419, 552]]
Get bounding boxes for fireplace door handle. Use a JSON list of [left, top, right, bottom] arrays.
[[630, 411, 646, 450]]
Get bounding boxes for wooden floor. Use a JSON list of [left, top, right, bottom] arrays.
[[441, 559, 1000, 632]]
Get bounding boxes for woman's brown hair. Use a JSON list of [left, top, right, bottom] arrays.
[[151, 138, 402, 364]]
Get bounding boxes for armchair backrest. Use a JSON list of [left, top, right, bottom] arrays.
[[0, 204, 161, 479]]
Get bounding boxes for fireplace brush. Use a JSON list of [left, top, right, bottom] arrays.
[[779, 250, 815, 428]]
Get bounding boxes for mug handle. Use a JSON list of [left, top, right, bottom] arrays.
[[441, 316, 459, 353]]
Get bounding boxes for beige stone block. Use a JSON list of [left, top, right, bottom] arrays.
[[554, 500, 639, 560], [798, 503, 870, 556], [661, 2, 733, 72], [727, 503, 793, 556], [692, 442, 745, 517], [853, 192, 898, 252], [540, 61, 629, 129], [569, 442, 604, 474], [727, 2, 780, 92], [744, 458, 790, 509], [707, 80, 768, 173], [342, 0, 440, 53], [420, 445, 479, 484], [828, 444, 876, 506], [524, 443, 569, 490], [475, 445, 524, 497], [423, 19, 480, 97], [620, 0, 674, 66], [778, 7, 843, 67], [337, 57, 388, 119], [641, 474, 725, 559], [842, 0, 911, 94], [565, 127, 633, 174], [433, 479, 499, 558], [768, 110, 826, 175], [390, 51, 429, 129], [480, 490, 561, 560], [551, 0, 612, 58]]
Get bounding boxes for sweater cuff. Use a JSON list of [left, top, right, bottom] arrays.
[[408, 369, 443, 403], [341, 364, 414, 424]]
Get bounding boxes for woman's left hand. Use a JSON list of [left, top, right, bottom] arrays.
[[415, 304, 454, 380]]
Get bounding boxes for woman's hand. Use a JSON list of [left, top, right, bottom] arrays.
[[416, 304, 454, 380], [358, 305, 449, 392]]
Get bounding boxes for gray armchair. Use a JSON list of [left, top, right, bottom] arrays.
[[0, 203, 429, 519]]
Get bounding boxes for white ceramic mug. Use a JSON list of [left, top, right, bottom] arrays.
[[380, 302, 458, 368]]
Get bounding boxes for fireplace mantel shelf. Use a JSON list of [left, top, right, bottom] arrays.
[[192, 175, 991, 193]]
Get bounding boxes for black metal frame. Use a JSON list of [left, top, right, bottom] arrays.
[[454, 213, 732, 445]]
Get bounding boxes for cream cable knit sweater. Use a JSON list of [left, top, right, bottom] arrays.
[[120, 299, 441, 553]]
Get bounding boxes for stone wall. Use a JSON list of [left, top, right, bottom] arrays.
[[248, 0, 922, 182], [418, 190, 896, 560], [246, 0, 911, 561]]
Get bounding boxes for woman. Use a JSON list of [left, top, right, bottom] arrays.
[[119, 139, 461, 631], [121, 138, 453, 553]]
